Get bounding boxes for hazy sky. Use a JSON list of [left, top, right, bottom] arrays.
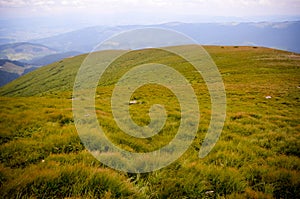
[[1, 0, 300, 26]]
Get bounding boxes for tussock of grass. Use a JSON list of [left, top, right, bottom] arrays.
[[1, 163, 140, 198]]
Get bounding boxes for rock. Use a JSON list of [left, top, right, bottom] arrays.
[[205, 190, 214, 195], [129, 100, 138, 105]]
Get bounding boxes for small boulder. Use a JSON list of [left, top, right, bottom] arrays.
[[129, 100, 138, 105]]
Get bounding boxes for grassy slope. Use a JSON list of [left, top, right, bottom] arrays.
[[0, 45, 299, 198]]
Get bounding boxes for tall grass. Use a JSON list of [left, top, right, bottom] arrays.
[[0, 46, 299, 198]]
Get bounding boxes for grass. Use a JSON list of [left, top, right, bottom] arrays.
[[0, 45, 299, 198]]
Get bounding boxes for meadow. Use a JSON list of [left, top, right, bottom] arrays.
[[0, 45, 299, 198]]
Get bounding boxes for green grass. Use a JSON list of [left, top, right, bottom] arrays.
[[0, 45, 299, 198]]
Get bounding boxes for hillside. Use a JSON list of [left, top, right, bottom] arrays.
[[0, 46, 299, 198]]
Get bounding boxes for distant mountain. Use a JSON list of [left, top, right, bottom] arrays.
[[0, 70, 19, 87], [0, 59, 27, 68], [0, 59, 37, 87], [31, 26, 141, 52], [31, 21, 300, 53], [0, 42, 57, 62], [0, 38, 14, 45], [23, 66, 38, 75], [29, 51, 82, 66], [166, 21, 300, 53]]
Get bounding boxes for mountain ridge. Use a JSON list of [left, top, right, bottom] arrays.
[[30, 21, 300, 53]]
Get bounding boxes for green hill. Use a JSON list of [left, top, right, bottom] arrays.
[[0, 45, 299, 198]]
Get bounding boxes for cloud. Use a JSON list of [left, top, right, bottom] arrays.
[[0, 0, 55, 7], [0, 0, 299, 20], [0, 0, 298, 11], [61, 0, 83, 6], [32, 0, 55, 6], [0, 0, 26, 7]]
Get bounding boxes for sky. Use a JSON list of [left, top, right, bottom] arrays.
[[1, 0, 300, 25], [0, 0, 299, 41]]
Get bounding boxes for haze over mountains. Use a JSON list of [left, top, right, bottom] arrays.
[[0, 21, 299, 54], [30, 21, 300, 53]]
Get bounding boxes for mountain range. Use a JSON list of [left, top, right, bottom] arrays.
[[30, 21, 300, 53]]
